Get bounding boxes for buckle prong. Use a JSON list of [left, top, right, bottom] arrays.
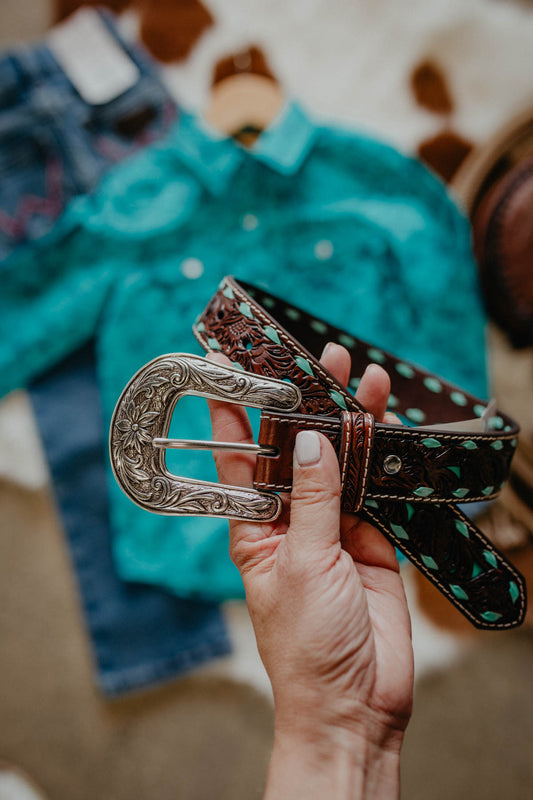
[[153, 437, 279, 457]]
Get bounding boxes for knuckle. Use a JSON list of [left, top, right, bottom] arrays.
[[291, 479, 341, 508]]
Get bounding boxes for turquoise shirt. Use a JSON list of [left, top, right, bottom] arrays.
[[0, 102, 487, 600]]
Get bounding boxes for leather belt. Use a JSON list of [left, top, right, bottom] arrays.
[[110, 276, 527, 630]]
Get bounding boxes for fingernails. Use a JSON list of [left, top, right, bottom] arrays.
[[320, 342, 334, 359], [294, 430, 321, 466], [384, 411, 402, 425], [362, 363, 383, 378]]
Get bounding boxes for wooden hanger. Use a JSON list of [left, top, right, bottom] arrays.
[[205, 46, 284, 144]]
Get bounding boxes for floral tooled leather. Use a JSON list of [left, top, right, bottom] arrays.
[[339, 412, 375, 513], [193, 277, 526, 630]]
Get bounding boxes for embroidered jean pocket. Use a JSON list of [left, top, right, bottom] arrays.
[[0, 127, 65, 256]]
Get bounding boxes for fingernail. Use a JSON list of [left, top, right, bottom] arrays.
[[384, 411, 402, 425], [320, 342, 334, 359], [294, 430, 321, 466]]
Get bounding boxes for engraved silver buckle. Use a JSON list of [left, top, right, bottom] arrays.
[[109, 353, 301, 521]]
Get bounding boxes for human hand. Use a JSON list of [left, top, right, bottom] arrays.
[[207, 344, 413, 799]]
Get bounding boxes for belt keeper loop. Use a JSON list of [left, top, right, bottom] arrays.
[[340, 411, 375, 514]]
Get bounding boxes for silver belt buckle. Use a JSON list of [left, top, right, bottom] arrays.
[[109, 353, 301, 521]]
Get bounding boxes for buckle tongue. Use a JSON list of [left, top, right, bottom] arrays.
[[109, 353, 301, 521]]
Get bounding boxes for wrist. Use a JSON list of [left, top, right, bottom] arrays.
[[272, 688, 407, 755], [265, 723, 402, 800]]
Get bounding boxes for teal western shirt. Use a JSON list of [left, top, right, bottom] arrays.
[[0, 102, 487, 600]]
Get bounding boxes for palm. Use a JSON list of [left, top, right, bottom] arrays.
[[208, 344, 413, 730]]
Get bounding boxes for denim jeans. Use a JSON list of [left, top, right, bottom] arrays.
[[30, 343, 230, 695], [0, 11, 230, 694], [0, 9, 176, 259]]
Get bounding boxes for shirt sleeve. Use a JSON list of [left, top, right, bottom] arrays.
[[0, 226, 113, 398]]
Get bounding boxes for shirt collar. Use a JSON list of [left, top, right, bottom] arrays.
[[169, 100, 317, 193]]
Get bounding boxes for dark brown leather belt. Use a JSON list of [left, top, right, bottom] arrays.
[[110, 276, 527, 630]]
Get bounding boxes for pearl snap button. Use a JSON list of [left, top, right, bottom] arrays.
[[181, 258, 204, 279], [314, 239, 334, 260], [242, 213, 259, 231]]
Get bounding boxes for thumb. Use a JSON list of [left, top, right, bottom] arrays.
[[287, 431, 342, 550]]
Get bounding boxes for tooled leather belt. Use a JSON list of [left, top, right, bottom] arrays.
[[110, 276, 527, 630]]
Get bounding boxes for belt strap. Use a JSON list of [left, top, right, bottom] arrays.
[[193, 276, 526, 630]]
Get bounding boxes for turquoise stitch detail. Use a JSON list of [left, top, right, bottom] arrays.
[[387, 394, 398, 408], [488, 416, 504, 430], [455, 520, 469, 537], [391, 523, 409, 540], [195, 321, 205, 332], [364, 498, 379, 509], [481, 611, 502, 622], [482, 486, 494, 496], [222, 285, 235, 299], [509, 581, 520, 603], [421, 555, 438, 570], [447, 466, 461, 478], [423, 377, 442, 393], [349, 377, 361, 389], [450, 391, 467, 407], [338, 333, 356, 348], [285, 307, 300, 320], [413, 486, 434, 497], [473, 404, 486, 417], [310, 319, 328, 334], [396, 363, 415, 379], [450, 584, 469, 600], [452, 488, 469, 498], [406, 408, 425, 423], [207, 338, 221, 350], [491, 440, 503, 450], [239, 302, 254, 319], [330, 390, 347, 410], [422, 437, 441, 448], [471, 561, 483, 578], [406, 503, 415, 521], [483, 550, 498, 568], [461, 440, 478, 449], [367, 347, 386, 364], [295, 355, 314, 376], [264, 325, 281, 345]]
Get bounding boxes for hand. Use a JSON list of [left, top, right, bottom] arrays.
[[207, 344, 414, 799]]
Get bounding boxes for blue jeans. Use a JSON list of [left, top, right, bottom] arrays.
[[0, 11, 230, 694], [30, 343, 230, 695], [0, 9, 176, 259]]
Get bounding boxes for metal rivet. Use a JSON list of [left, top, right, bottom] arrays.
[[384, 454, 402, 475]]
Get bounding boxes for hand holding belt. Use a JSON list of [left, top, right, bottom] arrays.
[[110, 276, 527, 630]]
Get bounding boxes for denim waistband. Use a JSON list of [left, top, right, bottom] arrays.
[[0, 9, 165, 116], [0, 7, 177, 258]]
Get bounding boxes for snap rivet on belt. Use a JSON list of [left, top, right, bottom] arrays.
[[383, 454, 402, 474]]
